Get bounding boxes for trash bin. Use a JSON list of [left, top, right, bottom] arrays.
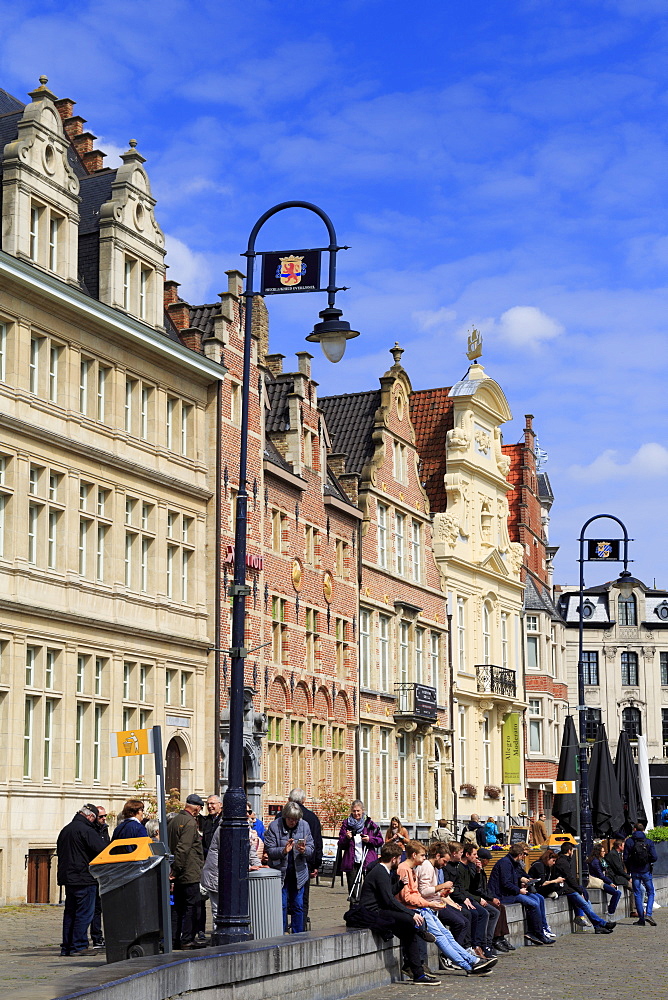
[[90, 837, 165, 963], [248, 867, 283, 940]]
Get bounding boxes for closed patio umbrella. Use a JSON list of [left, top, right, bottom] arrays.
[[589, 723, 625, 838], [637, 735, 654, 831], [553, 715, 579, 836], [614, 730, 644, 833]]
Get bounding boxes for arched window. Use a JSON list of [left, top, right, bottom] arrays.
[[618, 594, 637, 626], [622, 706, 642, 740], [621, 651, 639, 686]]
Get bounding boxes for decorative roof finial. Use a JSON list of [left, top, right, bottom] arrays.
[[129, 139, 137, 148], [390, 342, 404, 367], [466, 327, 482, 362], [39, 75, 48, 87]]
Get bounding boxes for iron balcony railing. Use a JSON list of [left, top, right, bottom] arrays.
[[475, 664, 517, 699], [394, 682, 438, 721]]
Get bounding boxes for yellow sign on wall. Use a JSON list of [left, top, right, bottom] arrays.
[[555, 780, 576, 795], [501, 713, 521, 784], [110, 728, 152, 758]]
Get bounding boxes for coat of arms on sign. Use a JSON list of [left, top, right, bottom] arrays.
[[276, 255, 307, 286]]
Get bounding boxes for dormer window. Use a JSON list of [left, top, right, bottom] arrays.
[[618, 594, 637, 626], [655, 601, 668, 622], [28, 202, 63, 272]]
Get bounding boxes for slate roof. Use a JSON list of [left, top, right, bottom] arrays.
[[409, 387, 454, 513], [0, 107, 22, 223], [189, 303, 219, 335], [319, 390, 381, 476], [264, 435, 292, 473], [266, 378, 293, 433], [524, 575, 563, 621], [537, 472, 554, 504], [0, 89, 23, 114]]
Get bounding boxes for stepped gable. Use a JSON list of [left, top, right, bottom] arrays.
[[77, 169, 117, 297], [266, 377, 293, 434], [319, 390, 380, 476], [409, 386, 454, 513], [188, 303, 219, 337]]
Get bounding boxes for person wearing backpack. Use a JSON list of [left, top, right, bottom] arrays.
[[624, 821, 658, 926]]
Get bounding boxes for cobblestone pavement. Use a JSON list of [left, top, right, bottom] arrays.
[[0, 880, 350, 999], [1, 888, 665, 1000], [347, 917, 668, 1000]]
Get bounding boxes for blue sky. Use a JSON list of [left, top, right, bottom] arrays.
[[2, 0, 668, 585]]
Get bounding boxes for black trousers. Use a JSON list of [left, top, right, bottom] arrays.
[[386, 910, 424, 978], [439, 905, 471, 946], [173, 882, 201, 946], [90, 887, 104, 944]]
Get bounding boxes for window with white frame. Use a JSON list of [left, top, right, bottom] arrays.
[[336, 617, 347, 677], [399, 621, 409, 684], [397, 733, 407, 817], [164, 509, 192, 602], [379, 614, 390, 691], [415, 735, 424, 820], [0, 322, 6, 382], [360, 725, 372, 809], [458, 705, 466, 785], [49, 343, 62, 404], [482, 603, 491, 663], [43, 698, 54, 780], [482, 714, 491, 785], [24, 696, 34, 778], [430, 632, 439, 691], [393, 440, 407, 482], [272, 597, 287, 663], [501, 612, 509, 668], [377, 502, 388, 568], [305, 607, 318, 671], [411, 520, 421, 582], [457, 597, 466, 671], [360, 609, 371, 689], [529, 699, 543, 753], [394, 512, 405, 575], [379, 728, 389, 820], [527, 632, 540, 669], [415, 627, 424, 683]]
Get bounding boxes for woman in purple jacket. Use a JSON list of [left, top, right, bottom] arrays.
[[337, 799, 383, 896]]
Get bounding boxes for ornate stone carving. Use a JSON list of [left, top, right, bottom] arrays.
[[508, 542, 524, 577], [474, 426, 491, 455], [602, 646, 617, 659], [447, 427, 469, 452]]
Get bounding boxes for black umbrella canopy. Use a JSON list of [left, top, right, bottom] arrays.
[[553, 715, 579, 835], [615, 729, 646, 833], [589, 723, 626, 838]]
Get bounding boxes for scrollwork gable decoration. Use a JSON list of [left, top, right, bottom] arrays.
[[98, 139, 166, 328], [1, 77, 80, 283], [508, 542, 524, 578], [497, 497, 511, 554]]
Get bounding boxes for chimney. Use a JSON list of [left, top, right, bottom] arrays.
[[179, 329, 203, 354], [82, 149, 106, 172], [54, 97, 76, 122], [296, 352, 313, 378], [167, 301, 191, 331], [71, 131, 96, 156], [328, 453, 347, 477], [164, 280, 181, 307], [265, 354, 285, 378]]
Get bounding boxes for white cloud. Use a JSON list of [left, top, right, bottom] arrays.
[[569, 443, 668, 483], [413, 306, 457, 331], [164, 234, 215, 304], [495, 305, 563, 348], [96, 138, 125, 166]]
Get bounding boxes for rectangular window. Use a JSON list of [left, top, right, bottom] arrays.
[[230, 383, 241, 426], [28, 505, 39, 564], [379, 728, 389, 820], [29, 336, 40, 394], [49, 344, 61, 403], [165, 668, 174, 705], [139, 664, 148, 702], [96, 524, 106, 581], [180, 672, 188, 708], [24, 696, 34, 778], [181, 404, 192, 455], [139, 268, 149, 320], [527, 635, 539, 669], [395, 512, 405, 575], [393, 441, 406, 482], [0, 493, 5, 558], [336, 617, 346, 676], [267, 715, 283, 795], [45, 649, 56, 689], [377, 503, 387, 568], [582, 651, 599, 686], [459, 706, 466, 786], [415, 735, 424, 820], [123, 260, 132, 310], [97, 367, 108, 422], [360, 610, 371, 688], [430, 633, 439, 691], [26, 645, 36, 687], [48, 509, 58, 569], [585, 708, 601, 742], [526, 615, 538, 631], [335, 538, 347, 577], [501, 613, 509, 669], [76, 654, 85, 694], [125, 533, 134, 587], [399, 621, 409, 684], [30, 205, 39, 261], [360, 725, 371, 810], [621, 651, 639, 686], [93, 705, 103, 781], [482, 716, 491, 785], [457, 597, 466, 671], [166, 397, 175, 449], [79, 358, 91, 414], [411, 520, 421, 582], [122, 707, 130, 782], [0, 322, 6, 382], [166, 544, 176, 598], [123, 662, 131, 700], [43, 699, 53, 779], [529, 700, 542, 753], [95, 657, 103, 697], [397, 733, 407, 817], [141, 386, 150, 440], [48, 216, 59, 271], [379, 614, 390, 691], [78, 518, 89, 576], [415, 627, 424, 683], [305, 607, 318, 671], [661, 652, 668, 687], [125, 378, 135, 433], [272, 597, 286, 663], [75, 703, 84, 780], [141, 537, 150, 592], [181, 549, 190, 603]]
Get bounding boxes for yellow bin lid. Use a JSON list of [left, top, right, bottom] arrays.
[[547, 833, 578, 847], [90, 838, 155, 865]]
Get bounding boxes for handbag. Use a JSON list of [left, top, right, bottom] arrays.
[[587, 876, 604, 889]]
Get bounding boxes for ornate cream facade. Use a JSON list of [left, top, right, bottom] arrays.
[[0, 81, 222, 904]]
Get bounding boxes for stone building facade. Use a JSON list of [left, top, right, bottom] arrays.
[[410, 352, 527, 827], [321, 346, 449, 835], [0, 81, 223, 904], [503, 416, 568, 822]]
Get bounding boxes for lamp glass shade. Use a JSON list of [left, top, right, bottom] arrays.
[[613, 572, 634, 599], [319, 332, 347, 363]]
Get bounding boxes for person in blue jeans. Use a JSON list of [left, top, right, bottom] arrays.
[[587, 844, 622, 915], [487, 842, 553, 945], [624, 822, 658, 926], [264, 801, 314, 932], [554, 843, 615, 934], [56, 805, 105, 955]]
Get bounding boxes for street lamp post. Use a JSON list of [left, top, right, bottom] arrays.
[[576, 514, 631, 871], [214, 202, 358, 945]]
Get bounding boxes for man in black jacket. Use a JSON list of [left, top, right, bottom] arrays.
[[458, 843, 500, 956], [445, 842, 487, 955], [89, 804, 109, 948], [554, 843, 615, 934], [604, 839, 631, 887], [56, 805, 105, 956], [347, 843, 440, 985], [288, 788, 323, 926]]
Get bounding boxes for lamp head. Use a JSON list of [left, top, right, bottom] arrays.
[[306, 305, 359, 363], [613, 570, 634, 600]]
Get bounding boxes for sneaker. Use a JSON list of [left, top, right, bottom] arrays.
[[482, 946, 498, 958], [502, 938, 516, 951], [492, 938, 509, 952], [468, 959, 497, 975], [594, 926, 613, 934], [438, 955, 456, 971], [524, 933, 544, 945], [574, 916, 588, 927], [605, 921, 616, 930], [646, 916, 657, 926], [633, 920, 646, 925], [466, 947, 478, 958], [417, 928, 436, 943], [413, 973, 442, 985]]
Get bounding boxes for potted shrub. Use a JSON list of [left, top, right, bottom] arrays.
[[459, 783, 477, 798], [646, 827, 668, 876], [484, 785, 502, 800]]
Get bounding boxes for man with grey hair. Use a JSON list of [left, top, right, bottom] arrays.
[[265, 801, 314, 932], [288, 789, 323, 925], [56, 805, 105, 956]]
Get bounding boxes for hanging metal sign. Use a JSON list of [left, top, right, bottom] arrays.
[[261, 249, 322, 294], [586, 539, 622, 561]]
